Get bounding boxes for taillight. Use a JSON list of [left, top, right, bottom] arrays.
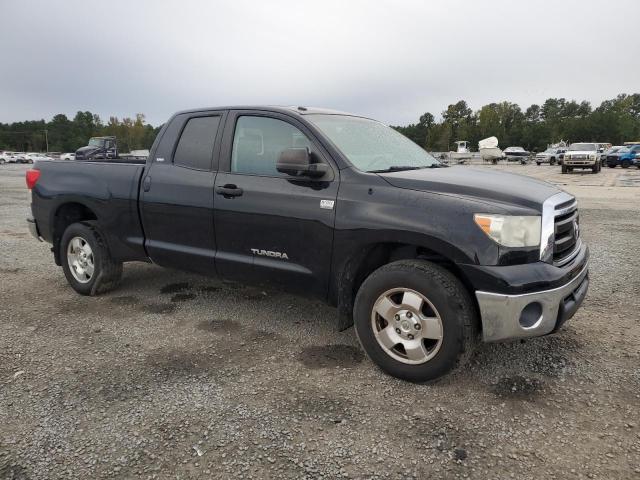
[[26, 169, 40, 189]]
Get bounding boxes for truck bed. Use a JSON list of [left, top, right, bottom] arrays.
[[30, 159, 148, 262]]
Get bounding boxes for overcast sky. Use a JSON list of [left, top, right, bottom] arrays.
[[1, 0, 638, 126]]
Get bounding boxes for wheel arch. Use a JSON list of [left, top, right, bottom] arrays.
[[51, 202, 98, 265], [333, 241, 479, 331]]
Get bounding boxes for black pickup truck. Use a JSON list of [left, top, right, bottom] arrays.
[[26, 106, 589, 382]]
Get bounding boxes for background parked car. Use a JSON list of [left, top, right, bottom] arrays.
[[0, 151, 19, 164], [59, 153, 76, 161], [603, 146, 625, 167], [535, 147, 566, 165], [13, 152, 28, 163], [503, 146, 530, 164], [25, 153, 51, 163], [607, 144, 640, 168], [562, 142, 601, 173]]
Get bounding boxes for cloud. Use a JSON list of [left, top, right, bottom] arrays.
[[1, 0, 638, 125]]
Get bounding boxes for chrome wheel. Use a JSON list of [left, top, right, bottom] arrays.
[[67, 236, 94, 283], [371, 288, 443, 365]]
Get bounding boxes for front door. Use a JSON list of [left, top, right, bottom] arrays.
[[213, 111, 338, 299], [140, 111, 225, 275]]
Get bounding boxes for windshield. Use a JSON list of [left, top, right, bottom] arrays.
[[88, 138, 104, 147], [618, 147, 631, 153], [569, 143, 597, 151], [544, 148, 555, 153], [307, 114, 440, 172]]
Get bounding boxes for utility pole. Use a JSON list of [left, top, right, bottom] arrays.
[[44, 129, 49, 153]]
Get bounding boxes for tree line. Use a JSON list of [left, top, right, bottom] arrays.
[[0, 112, 160, 153], [2, 94, 639, 154], [392, 93, 640, 152]]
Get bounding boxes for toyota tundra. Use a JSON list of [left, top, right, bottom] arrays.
[[26, 106, 589, 382]]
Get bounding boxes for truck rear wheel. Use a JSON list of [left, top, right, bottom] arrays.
[[621, 160, 630, 169], [60, 221, 122, 295], [353, 260, 478, 382]]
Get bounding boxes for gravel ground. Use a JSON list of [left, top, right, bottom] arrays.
[[1, 163, 639, 479]]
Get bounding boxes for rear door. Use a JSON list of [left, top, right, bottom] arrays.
[[213, 110, 339, 299], [140, 110, 226, 275]]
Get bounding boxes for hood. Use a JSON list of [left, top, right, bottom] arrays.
[[379, 166, 560, 211]]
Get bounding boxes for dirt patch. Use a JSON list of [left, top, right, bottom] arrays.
[[198, 285, 220, 294], [141, 303, 177, 315], [109, 295, 139, 306], [0, 267, 21, 274], [298, 344, 364, 369], [145, 349, 216, 377], [492, 375, 543, 398], [196, 318, 241, 333], [170, 293, 196, 302], [160, 282, 191, 294]]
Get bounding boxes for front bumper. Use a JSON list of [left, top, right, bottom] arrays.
[[475, 260, 589, 342]]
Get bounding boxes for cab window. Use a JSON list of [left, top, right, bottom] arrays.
[[231, 116, 312, 177], [173, 115, 221, 170]]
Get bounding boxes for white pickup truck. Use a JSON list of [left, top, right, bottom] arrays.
[[562, 143, 601, 174]]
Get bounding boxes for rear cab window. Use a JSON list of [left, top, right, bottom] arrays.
[[173, 116, 222, 170]]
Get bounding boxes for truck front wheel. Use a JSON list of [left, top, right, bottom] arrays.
[[621, 160, 630, 169], [60, 221, 123, 295], [353, 260, 478, 382]]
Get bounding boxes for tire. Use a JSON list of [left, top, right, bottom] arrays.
[[353, 259, 479, 383], [561, 165, 567, 174], [0, 159, 5, 165], [621, 160, 630, 169], [550, 158, 556, 165], [60, 221, 123, 295], [536, 162, 541, 166], [608, 163, 616, 168], [592, 165, 598, 173]]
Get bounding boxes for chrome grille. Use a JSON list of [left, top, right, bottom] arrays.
[[553, 204, 579, 265], [540, 192, 581, 266]]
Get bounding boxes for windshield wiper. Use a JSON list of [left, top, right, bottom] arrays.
[[368, 165, 429, 173]]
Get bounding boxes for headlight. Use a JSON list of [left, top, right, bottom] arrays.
[[589, 154, 596, 160], [474, 214, 541, 247]]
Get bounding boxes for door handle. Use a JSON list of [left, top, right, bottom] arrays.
[[215, 184, 243, 197], [143, 176, 151, 192]]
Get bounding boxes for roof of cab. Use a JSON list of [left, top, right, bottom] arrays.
[[172, 105, 363, 118]]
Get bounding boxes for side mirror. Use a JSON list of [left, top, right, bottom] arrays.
[[276, 148, 328, 178]]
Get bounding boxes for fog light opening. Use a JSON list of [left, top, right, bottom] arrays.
[[519, 302, 543, 329]]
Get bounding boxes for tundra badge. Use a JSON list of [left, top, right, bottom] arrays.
[[320, 199, 335, 210], [251, 249, 289, 260]]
